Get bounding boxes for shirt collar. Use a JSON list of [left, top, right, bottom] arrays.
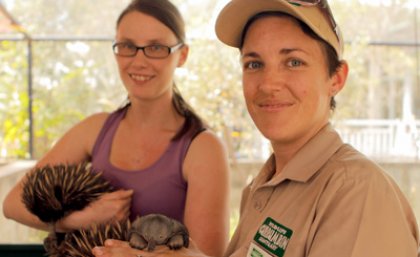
[[254, 123, 344, 187]]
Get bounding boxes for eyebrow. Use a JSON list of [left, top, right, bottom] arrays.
[[241, 52, 260, 59], [280, 48, 305, 54], [116, 37, 171, 45], [241, 47, 308, 59]]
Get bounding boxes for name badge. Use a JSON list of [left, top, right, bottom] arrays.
[[247, 217, 293, 257]]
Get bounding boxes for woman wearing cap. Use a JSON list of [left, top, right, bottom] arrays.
[[3, 0, 229, 256], [92, 0, 419, 257]]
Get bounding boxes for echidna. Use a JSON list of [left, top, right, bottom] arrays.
[[22, 162, 116, 256], [129, 214, 189, 251], [22, 162, 114, 223]]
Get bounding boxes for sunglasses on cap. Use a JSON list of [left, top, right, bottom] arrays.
[[287, 0, 341, 45]]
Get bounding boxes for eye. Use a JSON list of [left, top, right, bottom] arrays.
[[287, 58, 304, 67], [243, 61, 263, 71], [119, 42, 136, 50], [148, 45, 166, 52]]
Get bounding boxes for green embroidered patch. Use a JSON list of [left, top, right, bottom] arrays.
[[252, 217, 293, 257]]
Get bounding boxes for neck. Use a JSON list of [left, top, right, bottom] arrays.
[[125, 97, 183, 132], [271, 146, 297, 175], [271, 122, 329, 175]]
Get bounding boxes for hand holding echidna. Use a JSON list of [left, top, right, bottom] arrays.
[[129, 214, 189, 251]]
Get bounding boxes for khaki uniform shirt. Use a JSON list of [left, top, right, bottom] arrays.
[[225, 124, 419, 257]]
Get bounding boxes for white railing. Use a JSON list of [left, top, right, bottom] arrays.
[[235, 119, 420, 162], [334, 119, 420, 161]]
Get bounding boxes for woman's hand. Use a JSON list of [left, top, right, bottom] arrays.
[[92, 239, 209, 257], [56, 189, 133, 231], [88, 189, 134, 221]]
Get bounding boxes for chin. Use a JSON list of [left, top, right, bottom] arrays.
[[260, 123, 300, 145], [264, 134, 288, 144], [258, 128, 283, 140], [255, 118, 289, 136]]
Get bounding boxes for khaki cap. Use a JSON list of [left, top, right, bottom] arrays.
[[215, 0, 343, 59]]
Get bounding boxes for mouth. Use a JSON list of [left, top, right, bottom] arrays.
[[258, 102, 293, 112], [130, 74, 153, 83]]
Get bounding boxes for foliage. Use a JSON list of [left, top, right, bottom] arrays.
[[0, 40, 29, 158], [332, 0, 420, 120], [180, 38, 267, 160], [30, 41, 126, 158]]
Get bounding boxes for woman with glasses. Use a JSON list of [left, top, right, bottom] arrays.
[[92, 0, 419, 257], [3, 0, 229, 256]]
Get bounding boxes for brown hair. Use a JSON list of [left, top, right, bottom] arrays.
[[116, 0, 205, 139], [240, 12, 344, 110]]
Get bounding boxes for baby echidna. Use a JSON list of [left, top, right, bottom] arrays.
[[22, 162, 114, 223], [129, 213, 189, 251]]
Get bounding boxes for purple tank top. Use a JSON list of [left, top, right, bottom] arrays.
[[91, 107, 195, 223]]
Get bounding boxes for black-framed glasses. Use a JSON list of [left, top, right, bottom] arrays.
[[112, 42, 184, 59], [287, 0, 341, 45]]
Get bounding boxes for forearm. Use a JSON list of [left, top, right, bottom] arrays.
[[3, 180, 81, 232], [54, 207, 99, 232], [188, 225, 228, 257], [3, 185, 51, 231]]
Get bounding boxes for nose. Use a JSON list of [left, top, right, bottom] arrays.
[[130, 49, 149, 67], [257, 67, 285, 93]]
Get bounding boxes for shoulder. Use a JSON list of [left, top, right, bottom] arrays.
[[192, 129, 224, 143], [332, 144, 385, 179], [305, 145, 410, 222], [34, 112, 112, 166], [316, 146, 418, 243], [188, 130, 227, 156], [322, 144, 400, 195], [65, 112, 111, 147], [49, 112, 111, 138], [183, 130, 229, 178], [80, 112, 110, 126], [73, 112, 110, 133]]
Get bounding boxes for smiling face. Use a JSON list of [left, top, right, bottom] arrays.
[[115, 11, 188, 103], [241, 14, 347, 150]]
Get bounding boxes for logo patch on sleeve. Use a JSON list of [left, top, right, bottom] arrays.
[[247, 217, 293, 257]]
